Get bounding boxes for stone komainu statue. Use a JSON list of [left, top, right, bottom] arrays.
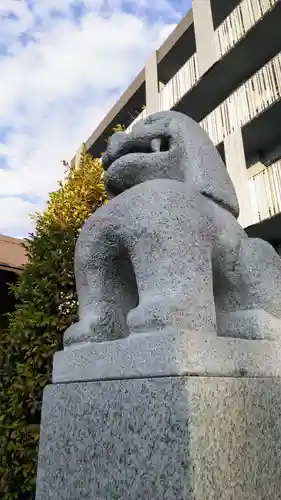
[[64, 111, 281, 346]]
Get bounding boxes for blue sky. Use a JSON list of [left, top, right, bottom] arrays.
[[0, 0, 191, 237]]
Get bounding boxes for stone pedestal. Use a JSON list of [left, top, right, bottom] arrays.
[[36, 331, 281, 499]]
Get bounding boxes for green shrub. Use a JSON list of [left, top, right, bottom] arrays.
[[0, 146, 107, 499]]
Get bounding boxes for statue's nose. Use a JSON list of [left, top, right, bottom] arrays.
[[101, 131, 128, 170]]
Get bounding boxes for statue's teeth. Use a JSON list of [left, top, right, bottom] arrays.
[[151, 138, 161, 152]]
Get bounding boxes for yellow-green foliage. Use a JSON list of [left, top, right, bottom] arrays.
[[105, 123, 125, 145], [0, 145, 107, 499]]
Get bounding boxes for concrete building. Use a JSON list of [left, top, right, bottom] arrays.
[[0, 235, 27, 332], [72, 0, 281, 248]]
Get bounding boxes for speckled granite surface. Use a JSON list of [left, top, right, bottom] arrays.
[[36, 376, 281, 499], [54, 330, 281, 382], [64, 111, 281, 348]]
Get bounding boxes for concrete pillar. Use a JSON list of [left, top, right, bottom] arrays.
[[192, 0, 218, 77], [145, 51, 159, 115], [224, 128, 257, 228]]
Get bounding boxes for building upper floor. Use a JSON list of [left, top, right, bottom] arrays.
[[72, 0, 281, 165]]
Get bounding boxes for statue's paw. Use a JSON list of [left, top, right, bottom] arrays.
[[217, 309, 281, 340], [63, 319, 99, 347], [63, 313, 126, 347]]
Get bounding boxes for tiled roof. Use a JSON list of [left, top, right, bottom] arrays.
[[0, 234, 28, 273]]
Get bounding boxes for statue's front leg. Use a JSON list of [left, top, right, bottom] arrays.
[[126, 201, 216, 336], [216, 237, 281, 340], [64, 215, 138, 347]]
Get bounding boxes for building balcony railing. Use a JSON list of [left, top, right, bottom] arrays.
[[127, 51, 281, 154], [123, 0, 279, 138], [129, 46, 280, 142], [248, 159, 281, 223], [156, 0, 277, 117], [215, 0, 277, 59], [158, 52, 199, 112], [201, 51, 281, 146], [126, 5, 280, 142], [126, 51, 199, 132]]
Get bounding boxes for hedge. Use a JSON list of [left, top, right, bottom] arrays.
[[0, 146, 107, 498]]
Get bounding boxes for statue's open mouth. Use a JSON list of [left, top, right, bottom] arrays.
[[101, 130, 177, 195], [102, 135, 172, 172]]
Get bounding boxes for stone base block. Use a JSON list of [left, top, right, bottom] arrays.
[[53, 330, 281, 382], [36, 376, 281, 499]]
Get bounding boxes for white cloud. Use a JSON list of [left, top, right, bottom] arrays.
[[0, 196, 44, 238], [0, 0, 189, 237]]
